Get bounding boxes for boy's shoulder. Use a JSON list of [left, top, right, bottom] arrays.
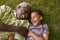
[[42, 24, 48, 28], [29, 24, 48, 29], [42, 24, 48, 31], [42, 24, 48, 27], [42, 24, 49, 34]]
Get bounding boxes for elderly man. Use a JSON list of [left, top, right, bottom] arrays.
[[0, 2, 32, 40]]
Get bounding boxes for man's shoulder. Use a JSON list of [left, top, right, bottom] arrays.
[[0, 5, 15, 24], [0, 5, 11, 13]]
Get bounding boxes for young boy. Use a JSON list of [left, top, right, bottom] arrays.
[[26, 9, 49, 40]]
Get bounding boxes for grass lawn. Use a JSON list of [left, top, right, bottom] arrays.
[[0, 0, 60, 40]]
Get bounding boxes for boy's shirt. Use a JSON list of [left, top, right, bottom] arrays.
[[26, 24, 49, 40], [0, 5, 29, 40]]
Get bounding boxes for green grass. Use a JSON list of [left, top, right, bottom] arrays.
[[0, 0, 60, 40]]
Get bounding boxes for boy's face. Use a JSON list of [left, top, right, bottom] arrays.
[[31, 12, 42, 26]]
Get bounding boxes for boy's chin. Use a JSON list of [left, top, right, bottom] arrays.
[[32, 23, 38, 26]]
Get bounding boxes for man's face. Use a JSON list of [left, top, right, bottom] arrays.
[[16, 7, 29, 19]]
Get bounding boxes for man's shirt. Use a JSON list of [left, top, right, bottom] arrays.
[[0, 5, 29, 40]]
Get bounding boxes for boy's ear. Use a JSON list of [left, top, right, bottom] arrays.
[[40, 16, 43, 20]]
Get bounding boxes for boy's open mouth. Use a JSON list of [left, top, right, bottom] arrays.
[[32, 20, 37, 25]]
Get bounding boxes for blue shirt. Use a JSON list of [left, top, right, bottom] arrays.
[[26, 24, 49, 40]]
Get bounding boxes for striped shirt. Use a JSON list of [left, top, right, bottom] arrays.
[[0, 5, 29, 40]]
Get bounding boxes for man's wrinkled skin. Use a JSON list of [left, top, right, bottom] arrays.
[[16, 5, 31, 20], [0, 4, 31, 37]]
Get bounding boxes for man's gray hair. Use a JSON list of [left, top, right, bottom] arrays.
[[16, 2, 32, 9]]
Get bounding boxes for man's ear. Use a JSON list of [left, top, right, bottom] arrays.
[[40, 16, 43, 20]]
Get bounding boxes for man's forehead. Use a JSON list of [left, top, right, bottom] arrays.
[[16, 2, 32, 11], [17, 6, 28, 11], [16, 7, 29, 16], [16, 2, 31, 8]]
